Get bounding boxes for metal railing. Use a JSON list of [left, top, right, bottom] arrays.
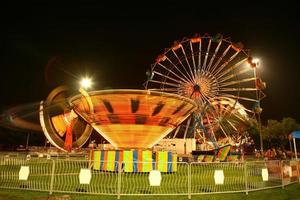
[[0, 156, 299, 199]]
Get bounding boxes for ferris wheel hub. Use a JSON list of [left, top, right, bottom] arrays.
[[193, 84, 201, 93]]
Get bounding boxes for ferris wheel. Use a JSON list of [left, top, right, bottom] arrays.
[[145, 33, 265, 148]]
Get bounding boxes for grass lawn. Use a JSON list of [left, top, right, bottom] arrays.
[[0, 183, 300, 200], [0, 158, 298, 199]]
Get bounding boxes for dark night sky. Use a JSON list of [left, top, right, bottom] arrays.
[[0, 2, 300, 124]]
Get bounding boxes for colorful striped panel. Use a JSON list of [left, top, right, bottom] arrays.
[[133, 150, 138, 172], [137, 150, 143, 172], [197, 155, 205, 162], [118, 150, 123, 171], [93, 150, 101, 170], [106, 151, 116, 171], [115, 150, 120, 171], [167, 152, 172, 172], [172, 154, 177, 172], [216, 145, 231, 161], [142, 151, 153, 172], [157, 151, 168, 172], [203, 155, 214, 162], [100, 150, 107, 170], [124, 151, 133, 172]]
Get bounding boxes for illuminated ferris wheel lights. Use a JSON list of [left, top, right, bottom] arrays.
[[191, 37, 201, 43]]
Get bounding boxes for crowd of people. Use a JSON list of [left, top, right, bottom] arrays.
[[254, 148, 297, 160]]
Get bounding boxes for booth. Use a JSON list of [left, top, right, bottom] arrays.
[[92, 150, 177, 172], [292, 131, 300, 159]]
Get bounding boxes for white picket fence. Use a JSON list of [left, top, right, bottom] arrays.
[[0, 156, 299, 199]]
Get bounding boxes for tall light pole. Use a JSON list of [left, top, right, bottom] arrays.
[[78, 77, 95, 157], [251, 58, 265, 154]]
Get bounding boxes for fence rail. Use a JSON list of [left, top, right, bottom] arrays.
[[0, 156, 299, 199]]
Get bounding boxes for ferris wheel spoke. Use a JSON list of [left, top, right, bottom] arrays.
[[215, 58, 248, 80], [213, 51, 240, 77], [153, 71, 184, 85], [218, 123, 229, 139], [206, 40, 222, 72], [219, 87, 257, 92], [156, 63, 190, 83], [202, 39, 212, 71], [165, 56, 193, 83], [148, 79, 179, 88], [189, 41, 197, 77], [232, 112, 247, 122], [201, 93, 212, 104], [171, 49, 195, 82], [217, 65, 252, 83], [199, 95, 207, 105], [219, 77, 257, 87], [226, 118, 238, 131], [197, 39, 202, 72], [206, 92, 217, 100], [180, 45, 196, 80], [218, 93, 259, 102], [210, 44, 232, 73]]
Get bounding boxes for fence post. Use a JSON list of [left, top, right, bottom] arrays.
[[188, 163, 191, 199], [244, 162, 248, 195], [280, 160, 284, 189], [296, 159, 300, 183], [117, 161, 122, 199], [49, 159, 56, 195]]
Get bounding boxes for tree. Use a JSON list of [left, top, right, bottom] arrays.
[[244, 118, 260, 149], [262, 117, 300, 150]]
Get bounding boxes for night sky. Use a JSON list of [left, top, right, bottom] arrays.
[[0, 2, 299, 124]]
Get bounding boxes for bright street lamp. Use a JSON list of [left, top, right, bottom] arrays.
[[252, 58, 260, 66], [249, 57, 264, 153], [80, 77, 92, 89], [78, 77, 94, 114]]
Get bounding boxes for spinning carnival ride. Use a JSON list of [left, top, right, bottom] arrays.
[[145, 34, 265, 150], [39, 88, 198, 151]]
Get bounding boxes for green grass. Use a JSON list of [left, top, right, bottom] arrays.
[[0, 159, 285, 194], [0, 158, 296, 199], [1, 184, 300, 200]]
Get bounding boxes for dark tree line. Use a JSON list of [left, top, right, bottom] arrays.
[[247, 117, 300, 151]]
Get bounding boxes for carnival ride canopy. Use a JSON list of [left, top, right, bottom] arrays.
[[70, 89, 197, 149]]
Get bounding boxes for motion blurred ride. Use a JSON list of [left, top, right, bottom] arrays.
[[4, 87, 197, 152]]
